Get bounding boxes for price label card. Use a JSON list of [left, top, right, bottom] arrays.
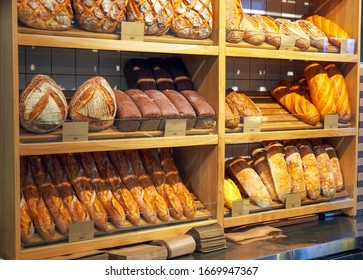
[[164, 119, 187, 137], [121, 21, 144, 41], [279, 34, 297, 51], [324, 114, 339, 129], [232, 199, 250, 217], [68, 221, 94, 243], [243, 116, 262, 133], [340, 38, 356, 54], [62, 122, 88, 142], [285, 193, 301, 209]]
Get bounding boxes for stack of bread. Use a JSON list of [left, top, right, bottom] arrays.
[[224, 139, 344, 209], [20, 148, 196, 244]]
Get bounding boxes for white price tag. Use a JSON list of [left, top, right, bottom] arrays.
[[231, 199, 249, 217], [324, 114, 339, 129], [164, 119, 187, 137], [279, 34, 297, 51], [285, 193, 301, 209], [68, 221, 94, 243], [340, 38, 356, 54], [121, 21, 144, 41], [243, 116, 262, 133], [62, 122, 89, 142]]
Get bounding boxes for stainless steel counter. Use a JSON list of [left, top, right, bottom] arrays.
[[177, 214, 363, 260]]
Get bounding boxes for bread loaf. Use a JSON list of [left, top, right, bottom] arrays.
[[92, 151, 141, 226], [323, 144, 344, 192], [59, 153, 109, 231], [126, 0, 173, 35], [20, 190, 35, 244], [17, 0, 73, 30], [42, 154, 89, 223], [19, 74, 68, 133], [242, 13, 265, 46], [304, 62, 337, 120], [296, 77, 312, 102], [226, 90, 262, 117], [271, 81, 320, 125], [165, 57, 194, 92], [251, 148, 278, 201], [275, 18, 310, 50], [158, 148, 196, 219], [225, 97, 240, 129], [124, 58, 158, 91], [73, 0, 127, 33], [324, 63, 352, 123], [223, 178, 243, 209], [226, 156, 272, 208], [252, 15, 281, 48], [225, 0, 244, 43], [107, 151, 158, 224], [265, 141, 291, 203], [296, 20, 329, 51], [171, 0, 213, 39], [148, 58, 176, 91], [139, 149, 184, 220], [114, 89, 142, 132], [69, 76, 116, 131], [20, 157, 55, 241]]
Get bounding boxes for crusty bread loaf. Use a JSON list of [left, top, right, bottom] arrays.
[[165, 57, 194, 92], [271, 80, 320, 125], [226, 90, 262, 117], [324, 63, 352, 123], [19, 74, 68, 133], [17, 0, 73, 30], [92, 151, 141, 226], [226, 156, 272, 208], [107, 151, 158, 224], [323, 144, 344, 192], [275, 18, 310, 50], [73, 0, 127, 33], [126, 0, 173, 35], [20, 157, 55, 241], [20, 190, 35, 244], [296, 19, 329, 51], [304, 62, 337, 121], [124, 58, 158, 91], [148, 58, 176, 91], [252, 15, 281, 48], [59, 153, 109, 231], [114, 89, 142, 132], [226, 0, 245, 43], [69, 76, 116, 131], [242, 13, 265, 46], [225, 97, 240, 129], [171, 0, 213, 39]]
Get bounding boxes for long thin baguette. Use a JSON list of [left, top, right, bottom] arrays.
[[20, 189, 35, 244], [92, 151, 141, 226], [80, 153, 126, 228], [59, 153, 109, 231], [323, 144, 344, 192], [108, 150, 158, 224]]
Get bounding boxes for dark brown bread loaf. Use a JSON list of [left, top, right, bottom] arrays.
[[148, 58, 176, 91], [165, 57, 194, 91], [124, 58, 157, 91], [114, 89, 142, 132]]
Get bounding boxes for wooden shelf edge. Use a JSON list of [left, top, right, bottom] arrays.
[[20, 219, 217, 260]]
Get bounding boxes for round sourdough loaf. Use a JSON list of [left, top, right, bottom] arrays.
[[19, 74, 68, 133], [69, 76, 116, 131]]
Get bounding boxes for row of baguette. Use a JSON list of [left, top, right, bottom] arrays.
[[224, 139, 344, 209], [227, 1, 351, 50], [17, 0, 213, 39], [225, 62, 352, 129], [20, 148, 196, 244]]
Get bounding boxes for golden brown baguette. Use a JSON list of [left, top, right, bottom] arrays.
[[226, 0, 245, 43], [28, 155, 72, 235], [20, 157, 55, 241], [124, 150, 170, 222], [107, 151, 158, 224], [324, 63, 352, 123], [139, 149, 184, 220], [20, 190, 35, 244], [80, 153, 126, 228], [59, 153, 109, 231], [42, 154, 89, 224], [304, 62, 337, 121], [226, 156, 272, 208], [92, 151, 141, 226], [242, 13, 265, 46], [158, 148, 197, 219], [323, 144, 344, 192], [271, 81, 320, 125]]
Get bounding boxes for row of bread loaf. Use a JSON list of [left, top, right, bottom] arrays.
[[17, 0, 213, 39], [226, 1, 350, 50], [224, 139, 344, 209], [20, 148, 196, 244]]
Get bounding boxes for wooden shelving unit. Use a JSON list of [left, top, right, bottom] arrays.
[[0, 0, 360, 259]]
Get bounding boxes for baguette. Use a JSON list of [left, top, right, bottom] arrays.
[[28, 155, 72, 235], [20, 190, 35, 244], [42, 154, 89, 223], [80, 153, 126, 228], [139, 149, 184, 220], [59, 153, 109, 231], [92, 151, 141, 226], [226, 156, 272, 208], [323, 144, 344, 192], [107, 150, 158, 224], [20, 157, 55, 241], [124, 150, 170, 222], [158, 148, 196, 219]]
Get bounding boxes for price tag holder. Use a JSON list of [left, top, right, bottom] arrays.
[[243, 116, 262, 133], [164, 119, 187, 137], [232, 199, 250, 217], [285, 193, 301, 209], [68, 221, 94, 243], [324, 114, 339, 129], [62, 122, 88, 142], [340, 38, 356, 54], [279, 34, 296, 51], [121, 21, 144, 41]]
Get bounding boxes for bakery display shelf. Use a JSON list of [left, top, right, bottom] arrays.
[[18, 26, 218, 56]]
